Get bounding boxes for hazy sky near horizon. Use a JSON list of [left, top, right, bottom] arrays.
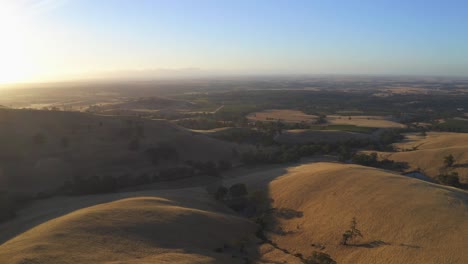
[[1, 0, 468, 83]]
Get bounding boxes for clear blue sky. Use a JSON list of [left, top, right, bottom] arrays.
[[1, 0, 468, 83]]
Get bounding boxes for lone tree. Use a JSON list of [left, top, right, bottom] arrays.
[[443, 154, 455, 167], [341, 217, 363, 245], [303, 251, 336, 264]]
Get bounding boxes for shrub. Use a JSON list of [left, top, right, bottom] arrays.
[[443, 154, 455, 167], [303, 251, 336, 264]]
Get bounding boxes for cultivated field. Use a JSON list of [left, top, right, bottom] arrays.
[[246, 109, 318, 123], [326, 115, 405, 128]]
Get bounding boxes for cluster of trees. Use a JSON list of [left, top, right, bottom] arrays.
[[437, 172, 462, 188], [438, 154, 463, 188], [351, 152, 408, 171], [213, 128, 276, 145], [378, 129, 405, 150], [240, 140, 371, 165], [174, 118, 233, 130], [64, 159, 234, 195], [212, 183, 267, 217]]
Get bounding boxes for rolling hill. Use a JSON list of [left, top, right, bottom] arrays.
[[0, 188, 256, 264], [0, 161, 466, 263], [0, 109, 242, 194]]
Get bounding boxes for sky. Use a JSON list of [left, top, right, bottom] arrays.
[[0, 0, 467, 84]]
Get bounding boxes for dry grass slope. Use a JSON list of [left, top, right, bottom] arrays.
[[0, 189, 256, 264], [383, 132, 468, 183], [236, 163, 468, 264], [1, 161, 466, 264], [0, 109, 240, 193]]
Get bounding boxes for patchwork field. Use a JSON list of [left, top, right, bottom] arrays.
[[246, 109, 318, 123]]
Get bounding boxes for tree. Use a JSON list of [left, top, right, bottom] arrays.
[[443, 154, 455, 167], [303, 251, 336, 264], [341, 217, 363, 245], [229, 183, 248, 198]]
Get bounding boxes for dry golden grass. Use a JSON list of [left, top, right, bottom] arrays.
[[0, 189, 256, 264], [326, 115, 405, 128], [247, 109, 318, 123], [382, 132, 468, 183], [245, 163, 468, 264], [0, 162, 467, 264]]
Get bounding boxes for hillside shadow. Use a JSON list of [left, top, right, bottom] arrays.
[[221, 162, 312, 263], [352, 240, 391, 248], [453, 163, 468, 168]]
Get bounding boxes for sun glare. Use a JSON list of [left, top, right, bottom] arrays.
[[0, 2, 37, 84]]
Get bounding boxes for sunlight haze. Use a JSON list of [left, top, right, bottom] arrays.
[[0, 0, 467, 84]]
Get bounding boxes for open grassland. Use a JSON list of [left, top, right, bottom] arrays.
[[247, 109, 318, 123], [326, 115, 405, 128]]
